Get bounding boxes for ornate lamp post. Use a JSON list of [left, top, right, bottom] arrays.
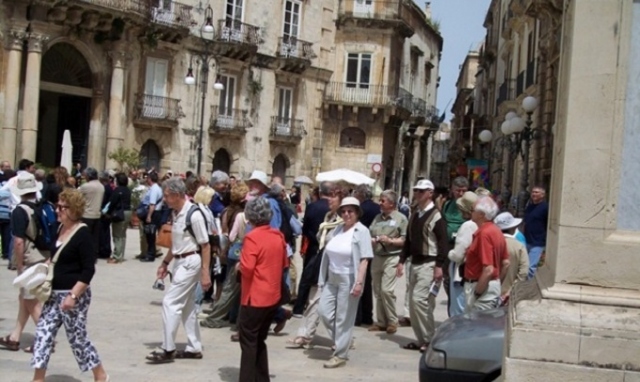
[[184, 5, 224, 176]]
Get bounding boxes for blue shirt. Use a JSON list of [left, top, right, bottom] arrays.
[[142, 183, 162, 206], [267, 196, 282, 229], [523, 201, 548, 247], [208, 192, 226, 218]]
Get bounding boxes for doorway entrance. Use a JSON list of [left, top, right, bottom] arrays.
[[272, 154, 289, 181], [38, 43, 93, 169], [212, 148, 231, 174]]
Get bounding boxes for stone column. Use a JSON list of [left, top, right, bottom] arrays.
[[104, 50, 127, 169], [503, 1, 640, 380], [2, 30, 26, 164], [20, 33, 48, 161], [87, 90, 107, 169]]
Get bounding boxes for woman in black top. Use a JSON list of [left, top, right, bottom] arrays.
[[31, 189, 109, 382], [107, 173, 132, 264]]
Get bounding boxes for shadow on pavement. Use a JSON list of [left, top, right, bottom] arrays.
[[217, 366, 240, 382], [45, 375, 82, 382], [375, 333, 416, 348], [143, 341, 188, 349]]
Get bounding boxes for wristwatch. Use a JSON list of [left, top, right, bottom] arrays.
[[69, 292, 78, 301]]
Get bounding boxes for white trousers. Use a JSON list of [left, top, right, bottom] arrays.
[[162, 255, 202, 352], [464, 279, 501, 313], [318, 272, 360, 360], [296, 286, 321, 339]]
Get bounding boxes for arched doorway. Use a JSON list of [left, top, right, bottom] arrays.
[[140, 140, 162, 170], [272, 154, 289, 182], [212, 148, 231, 174], [38, 43, 93, 169]]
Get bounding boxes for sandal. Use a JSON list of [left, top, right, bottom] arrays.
[[420, 344, 429, 353], [402, 342, 421, 351], [0, 335, 19, 351], [230, 333, 240, 342], [285, 337, 311, 349], [175, 350, 203, 359], [145, 350, 175, 364]]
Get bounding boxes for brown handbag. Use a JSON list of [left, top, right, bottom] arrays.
[[156, 224, 172, 249]]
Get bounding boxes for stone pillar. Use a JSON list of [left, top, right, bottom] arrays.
[[20, 33, 48, 161], [87, 91, 107, 169], [2, 30, 26, 164], [503, 1, 640, 380], [105, 50, 127, 169]]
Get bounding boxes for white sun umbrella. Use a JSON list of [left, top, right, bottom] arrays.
[[60, 130, 73, 171], [315, 169, 375, 186], [294, 175, 314, 185]]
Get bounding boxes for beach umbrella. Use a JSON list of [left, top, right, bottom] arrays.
[[294, 175, 314, 185], [315, 169, 375, 186], [60, 130, 73, 171]]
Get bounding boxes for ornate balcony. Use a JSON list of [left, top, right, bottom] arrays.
[[496, 79, 517, 112], [133, 94, 184, 129], [269, 117, 305, 145], [410, 97, 426, 123], [214, 19, 260, 61], [209, 106, 249, 137], [337, 0, 418, 38], [276, 36, 316, 73], [324, 82, 414, 114], [151, 1, 194, 30]]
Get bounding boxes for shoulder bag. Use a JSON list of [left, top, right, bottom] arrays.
[[30, 223, 86, 303]]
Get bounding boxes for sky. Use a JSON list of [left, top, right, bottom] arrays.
[[428, 0, 491, 121]]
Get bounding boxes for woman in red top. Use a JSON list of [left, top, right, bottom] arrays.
[[238, 196, 288, 381]]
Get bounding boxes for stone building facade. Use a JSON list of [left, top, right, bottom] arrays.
[[0, 0, 441, 188]]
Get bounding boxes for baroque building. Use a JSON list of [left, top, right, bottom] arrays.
[[0, 0, 441, 188]]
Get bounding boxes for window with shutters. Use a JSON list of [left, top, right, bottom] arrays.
[[143, 57, 169, 118], [217, 75, 237, 128], [275, 87, 293, 134], [345, 53, 372, 89]]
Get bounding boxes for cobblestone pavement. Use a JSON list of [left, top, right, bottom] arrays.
[[0, 229, 448, 381]]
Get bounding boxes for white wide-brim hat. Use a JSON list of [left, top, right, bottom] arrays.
[[13, 263, 48, 290]]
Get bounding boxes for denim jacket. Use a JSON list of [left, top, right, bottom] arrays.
[[318, 221, 374, 290]]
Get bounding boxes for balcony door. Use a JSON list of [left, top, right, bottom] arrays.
[[217, 75, 236, 129], [281, 0, 302, 57], [276, 87, 293, 134], [223, 0, 244, 41], [354, 0, 373, 16], [144, 57, 168, 118], [152, 0, 174, 24], [344, 53, 372, 104]]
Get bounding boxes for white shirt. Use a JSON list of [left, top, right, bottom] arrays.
[[171, 201, 209, 255], [325, 226, 355, 274]]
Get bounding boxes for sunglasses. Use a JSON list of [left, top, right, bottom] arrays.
[[56, 204, 70, 210]]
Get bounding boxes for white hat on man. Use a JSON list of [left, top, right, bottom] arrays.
[[10, 172, 43, 196], [247, 170, 270, 189], [412, 179, 435, 191], [494, 212, 522, 231]]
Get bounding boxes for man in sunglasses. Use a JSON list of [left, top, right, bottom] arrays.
[[398, 179, 448, 353]]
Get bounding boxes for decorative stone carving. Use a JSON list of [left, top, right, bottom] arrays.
[[81, 13, 100, 29], [108, 50, 129, 69], [27, 33, 49, 53], [47, 6, 68, 22], [4, 30, 27, 51], [65, 8, 84, 26]]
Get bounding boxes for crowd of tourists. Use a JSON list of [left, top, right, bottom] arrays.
[[0, 158, 549, 380]]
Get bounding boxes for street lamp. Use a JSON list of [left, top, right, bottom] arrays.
[[184, 4, 223, 176], [502, 95, 540, 216]]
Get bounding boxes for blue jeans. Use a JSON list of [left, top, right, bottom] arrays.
[[527, 245, 545, 279], [448, 262, 466, 317]]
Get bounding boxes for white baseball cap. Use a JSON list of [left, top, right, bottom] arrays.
[[494, 212, 522, 231], [413, 179, 435, 191]]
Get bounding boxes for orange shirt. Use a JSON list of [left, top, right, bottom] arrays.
[[240, 225, 289, 307], [464, 222, 507, 280]]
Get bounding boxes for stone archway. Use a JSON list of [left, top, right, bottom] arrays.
[[212, 148, 231, 174], [272, 153, 290, 182], [140, 140, 162, 170], [38, 42, 94, 168]]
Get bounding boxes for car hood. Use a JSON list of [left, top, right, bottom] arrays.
[[430, 307, 506, 374]]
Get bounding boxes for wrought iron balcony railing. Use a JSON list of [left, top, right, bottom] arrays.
[[270, 117, 305, 140], [396, 87, 413, 111], [324, 82, 416, 110], [278, 36, 316, 60], [77, 0, 151, 18], [496, 79, 516, 108], [151, 1, 194, 29], [337, 0, 420, 36], [215, 19, 260, 45], [411, 97, 427, 117], [134, 94, 183, 122], [210, 106, 249, 133]]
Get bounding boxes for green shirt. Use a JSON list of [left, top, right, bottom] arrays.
[[369, 210, 408, 256], [443, 199, 464, 243]]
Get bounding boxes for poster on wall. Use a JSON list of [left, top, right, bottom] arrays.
[[466, 159, 489, 189]]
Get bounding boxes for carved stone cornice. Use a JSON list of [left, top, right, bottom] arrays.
[[525, 0, 563, 23], [27, 33, 49, 53], [4, 30, 27, 51], [108, 49, 130, 69]]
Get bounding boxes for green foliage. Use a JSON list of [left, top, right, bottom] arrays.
[[427, 18, 441, 34], [108, 147, 141, 172], [34, 163, 53, 174]]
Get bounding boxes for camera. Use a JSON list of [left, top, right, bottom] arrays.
[[152, 279, 165, 291]]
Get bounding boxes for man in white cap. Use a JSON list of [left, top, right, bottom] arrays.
[[494, 212, 529, 301], [0, 172, 47, 351], [398, 179, 448, 352]]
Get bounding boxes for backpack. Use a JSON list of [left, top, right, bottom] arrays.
[[184, 204, 209, 243], [275, 198, 295, 247], [19, 200, 58, 251]]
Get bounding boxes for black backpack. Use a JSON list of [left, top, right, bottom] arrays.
[[19, 200, 58, 251], [184, 204, 209, 242], [275, 198, 294, 247]]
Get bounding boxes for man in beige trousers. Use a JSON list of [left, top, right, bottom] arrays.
[[397, 179, 448, 353]]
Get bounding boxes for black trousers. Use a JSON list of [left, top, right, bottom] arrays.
[[143, 222, 156, 259], [98, 216, 112, 258], [238, 304, 278, 382], [81, 218, 101, 258], [293, 245, 320, 315], [355, 259, 373, 326]]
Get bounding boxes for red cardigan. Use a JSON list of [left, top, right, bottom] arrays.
[[240, 225, 289, 307]]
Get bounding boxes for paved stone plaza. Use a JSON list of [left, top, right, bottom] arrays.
[[0, 229, 448, 381]]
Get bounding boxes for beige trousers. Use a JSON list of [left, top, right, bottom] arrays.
[[408, 262, 436, 345], [295, 286, 321, 339], [371, 255, 399, 327], [463, 279, 501, 313]]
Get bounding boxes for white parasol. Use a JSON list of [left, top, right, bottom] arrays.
[[294, 175, 314, 185], [315, 169, 375, 186], [60, 130, 73, 171]]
